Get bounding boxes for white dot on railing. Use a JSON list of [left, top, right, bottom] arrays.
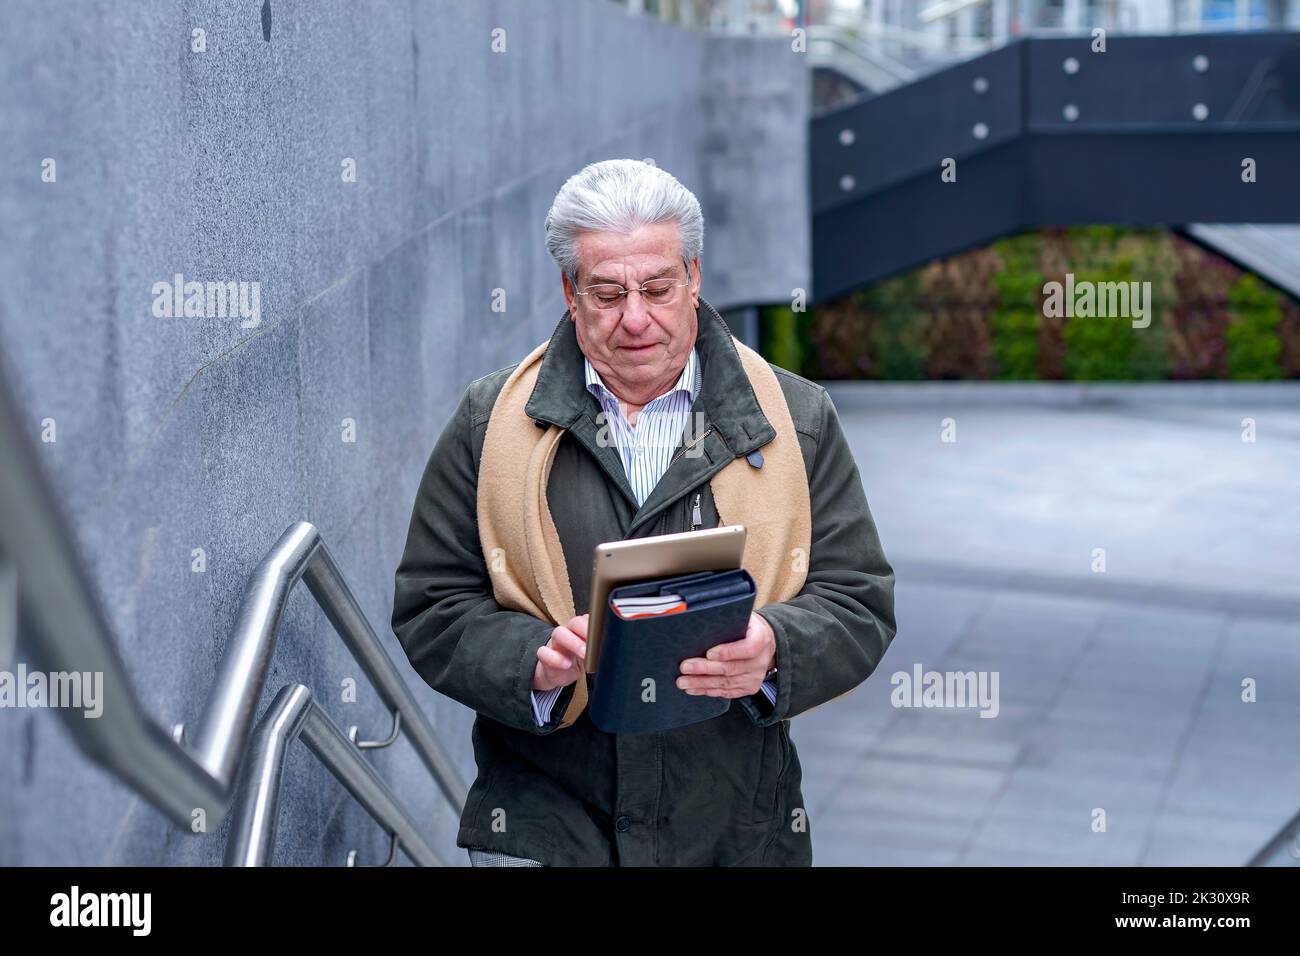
[[1063, 104, 1079, 122], [1193, 102, 1208, 121], [1063, 57, 1079, 75], [840, 174, 855, 192], [1193, 54, 1209, 73], [973, 122, 989, 140], [973, 76, 989, 94], [839, 128, 855, 146]]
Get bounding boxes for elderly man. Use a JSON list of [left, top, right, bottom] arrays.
[[392, 159, 895, 867]]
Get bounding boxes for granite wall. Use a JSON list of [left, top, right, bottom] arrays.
[[0, 0, 808, 864]]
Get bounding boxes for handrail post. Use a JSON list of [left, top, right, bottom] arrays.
[[224, 684, 313, 866], [191, 522, 320, 789], [225, 683, 444, 867]]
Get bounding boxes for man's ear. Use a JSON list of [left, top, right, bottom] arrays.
[[561, 271, 577, 318]]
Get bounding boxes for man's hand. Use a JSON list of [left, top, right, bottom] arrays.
[[676, 612, 776, 698], [533, 613, 589, 692]]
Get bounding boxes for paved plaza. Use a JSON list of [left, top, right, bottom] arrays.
[[796, 384, 1300, 866]]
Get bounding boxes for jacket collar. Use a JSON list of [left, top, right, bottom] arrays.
[[524, 296, 775, 459]]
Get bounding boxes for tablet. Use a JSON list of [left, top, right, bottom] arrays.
[[585, 524, 746, 673]]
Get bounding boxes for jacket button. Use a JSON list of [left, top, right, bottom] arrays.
[[614, 814, 632, 832]]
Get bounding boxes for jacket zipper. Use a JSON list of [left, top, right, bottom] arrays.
[[671, 428, 712, 466], [671, 429, 711, 535]]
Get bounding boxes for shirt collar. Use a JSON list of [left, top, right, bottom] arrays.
[[525, 297, 775, 459], [584, 345, 700, 407]]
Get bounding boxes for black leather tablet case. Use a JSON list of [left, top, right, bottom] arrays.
[[589, 568, 756, 734]]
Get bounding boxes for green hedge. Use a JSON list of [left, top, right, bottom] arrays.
[[786, 226, 1293, 381], [1225, 274, 1283, 380], [991, 259, 1042, 380], [1060, 265, 1169, 380]]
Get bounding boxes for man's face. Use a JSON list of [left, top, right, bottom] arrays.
[[562, 221, 701, 402]]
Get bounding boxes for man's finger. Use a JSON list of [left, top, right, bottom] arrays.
[[537, 645, 573, 672], [677, 673, 737, 691], [681, 671, 759, 697], [551, 629, 587, 661], [566, 614, 590, 639], [679, 656, 739, 676], [705, 631, 761, 662], [676, 674, 759, 696]]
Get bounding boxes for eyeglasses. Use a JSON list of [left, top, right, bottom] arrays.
[[575, 274, 690, 311]]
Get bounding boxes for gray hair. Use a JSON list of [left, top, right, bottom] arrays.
[[544, 158, 703, 290]]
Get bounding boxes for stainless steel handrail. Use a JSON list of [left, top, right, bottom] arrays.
[[0, 364, 227, 825], [1, 559, 17, 668], [190, 521, 468, 815], [0, 361, 466, 857], [1247, 808, 1300, 866], [224, 684, 443, 867]]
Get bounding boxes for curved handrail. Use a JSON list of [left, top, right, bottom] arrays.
[[0, 360, 466, 853], [190, 521, 468, 818], [224, 684, 442, 867], [1247, 809, 1300, 866], [0, 362, 225, 825]]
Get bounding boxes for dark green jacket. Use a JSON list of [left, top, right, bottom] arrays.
[[392, 298, 896, 866]]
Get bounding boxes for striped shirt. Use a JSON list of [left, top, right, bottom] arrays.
[[530, 345, 777, 725], [585, 346, 702, 507]]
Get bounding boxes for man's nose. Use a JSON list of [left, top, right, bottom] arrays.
[[619, 294, 652, 333]]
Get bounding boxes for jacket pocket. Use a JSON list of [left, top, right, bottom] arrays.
[[756, 721, 796, 864], [749, 722, 785, 824]]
